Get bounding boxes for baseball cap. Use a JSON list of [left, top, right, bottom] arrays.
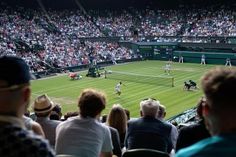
[[0, 56, 30, 91]]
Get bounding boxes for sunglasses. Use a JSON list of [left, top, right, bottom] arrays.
[[142, 98, 157, 101]]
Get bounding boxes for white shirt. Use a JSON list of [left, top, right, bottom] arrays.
[[55, 116, 113, 157], [115, 83, 121, 91], [165, 64, 171, 70]]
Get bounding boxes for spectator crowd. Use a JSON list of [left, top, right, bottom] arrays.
[[0, 3, 236, 73]]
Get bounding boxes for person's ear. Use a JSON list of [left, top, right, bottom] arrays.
[[164, 112, 166, 118], [202, 101, 210, 117], [140, 110, 143, 117], [22, 86, 31, 103], [24, 87, 31, 101]]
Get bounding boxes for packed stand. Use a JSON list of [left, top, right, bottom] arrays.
[[0, 5, 134, 73]]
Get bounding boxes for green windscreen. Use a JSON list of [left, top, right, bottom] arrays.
[[105, 70, 174, 87]]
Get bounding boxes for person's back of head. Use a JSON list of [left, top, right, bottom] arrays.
[[78, 88, 106, 118], [50, 104, 62, 120], [0, 56, 31, 117], [63, 111, 79, 121], [140, 98, 160, 118], [106, 104, 127, 135], [124, 108, 130, 120], [201, 67, 236, 135]]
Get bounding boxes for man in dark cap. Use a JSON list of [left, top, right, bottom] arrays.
[[0, 56, 55, 157]]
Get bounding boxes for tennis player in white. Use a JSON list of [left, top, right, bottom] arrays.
[[165, 62, 171, 75], [115, 82, 122, 96]]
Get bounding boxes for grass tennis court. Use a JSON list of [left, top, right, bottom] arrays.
[[31, 60, 222, 119]]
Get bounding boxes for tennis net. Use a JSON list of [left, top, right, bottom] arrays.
[[105, 70, 174, 87]]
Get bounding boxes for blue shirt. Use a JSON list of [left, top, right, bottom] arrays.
[[176, 134, 236, 157]]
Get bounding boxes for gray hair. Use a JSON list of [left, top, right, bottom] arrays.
[[140, 98, 160, 117]]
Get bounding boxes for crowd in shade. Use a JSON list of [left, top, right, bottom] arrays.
[[90, 7, 236, 37]]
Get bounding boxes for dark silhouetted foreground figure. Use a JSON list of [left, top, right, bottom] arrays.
[[176, 67, 236, 157], [0, 56, 55, 157]]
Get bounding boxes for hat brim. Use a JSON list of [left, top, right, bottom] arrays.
[[34, 102, 55, 113]]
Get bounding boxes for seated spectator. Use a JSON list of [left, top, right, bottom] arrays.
[[23, 115, 45, 137], [176, 67, 236, 157], [106, 104, 127, 148], [63, 111, 79, 121], [24, 110, 45, 136], [0, 56, 55, 157], [50, 104, 62, 120], [124, 109, 130, 120], [157, 104, 178, 149], [33, 94, 61, 147], [108, 126, 122, 157], [101, 113, 121, 157], [125, 98, 173, 153], [55, 89, 113, 157], [175, 97, 210, 152], [101, 114, 108, 123]]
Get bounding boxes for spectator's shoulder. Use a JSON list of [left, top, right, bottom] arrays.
[[17, 128, 55, 157], [127, 117, 139, 124], [176, 137, 213, 157]]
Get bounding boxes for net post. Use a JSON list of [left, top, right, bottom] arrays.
[[172, 77, 174, 87], [104, 70, 107, 79]]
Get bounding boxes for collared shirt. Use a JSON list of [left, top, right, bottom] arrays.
[[0, 115, 55, 157]]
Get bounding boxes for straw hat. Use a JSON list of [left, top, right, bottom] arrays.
[[33, 94, 54, 113]]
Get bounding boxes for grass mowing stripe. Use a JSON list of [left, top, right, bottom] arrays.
[[31, 61, 222, 118]]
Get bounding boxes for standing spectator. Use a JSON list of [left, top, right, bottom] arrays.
[[175, 97, 210, 152], [33, 94, 61, 147], [0, 56, 55, 157], [125, 98, 173, 153], [176, 67, 236, 157], [55, 89, 113, 157]]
